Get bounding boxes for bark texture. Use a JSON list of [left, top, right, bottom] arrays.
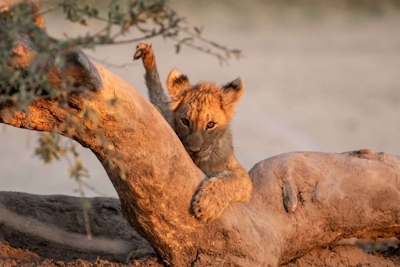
[[1, 1, 399, 266]]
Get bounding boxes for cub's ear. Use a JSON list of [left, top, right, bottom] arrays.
[[167, 69, 190, 99], [220, 78, 244, 113]]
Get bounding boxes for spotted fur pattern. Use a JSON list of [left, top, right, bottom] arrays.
[[134, 42, 252, 222]]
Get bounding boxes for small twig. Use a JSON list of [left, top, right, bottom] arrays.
[[87, 55, 137, 69], [65, 148, 93, 240], [106, 19, 179, 45], [111, 31, 123, 40], [64, 150, 73, 167], [92, 26, 109, 39], [77, 176, 93, 240], [80, 179, 108, 197], [39, 3, 62, 16], [107, 32, 164, 45], [175, 25, 243, 61], [177, 25, 224, 50], [168, 36, 229, 65]]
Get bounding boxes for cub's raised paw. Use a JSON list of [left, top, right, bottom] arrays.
[[191, 178, 229, 222], [133, 41, 152, 60]]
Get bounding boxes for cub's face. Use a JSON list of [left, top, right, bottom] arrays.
[[166, 69, 244, 165]]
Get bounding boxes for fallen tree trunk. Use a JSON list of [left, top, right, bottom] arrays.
[[1, 1, 399, 266]]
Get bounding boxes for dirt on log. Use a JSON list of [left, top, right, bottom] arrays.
[[1, 1, 400, 266]]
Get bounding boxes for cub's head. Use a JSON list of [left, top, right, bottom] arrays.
[[167, 69, 244, 165]]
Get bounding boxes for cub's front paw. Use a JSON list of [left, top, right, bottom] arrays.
[[133, 41, 152, 60], [191, 178, 229, 222]]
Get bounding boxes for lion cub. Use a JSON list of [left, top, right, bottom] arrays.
[[134, 42, 252, 222]]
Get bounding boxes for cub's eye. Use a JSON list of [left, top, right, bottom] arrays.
[[181, 118, 190, 126], [207, 121, 216, 129]]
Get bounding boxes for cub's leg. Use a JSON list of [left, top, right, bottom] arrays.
[[134, 42, 173, 125], [191, 166, 252, 222]]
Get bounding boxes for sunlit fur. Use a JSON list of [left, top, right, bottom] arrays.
[[134, 42, 252, 222]]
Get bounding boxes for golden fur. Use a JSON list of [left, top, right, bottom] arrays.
[[134, 42, 252, 222]]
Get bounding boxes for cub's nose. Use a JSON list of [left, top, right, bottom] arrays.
[[188, 146, 201, 153]]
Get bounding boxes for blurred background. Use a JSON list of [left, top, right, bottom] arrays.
[[1, 0, 400, 197]]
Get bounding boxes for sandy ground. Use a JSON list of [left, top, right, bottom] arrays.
[[0, 192, 399, 267], [0, 1, 399, 198]]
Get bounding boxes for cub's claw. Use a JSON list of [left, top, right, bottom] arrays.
[[191, 178, 229, 222], [133, 41, 152, 60]]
